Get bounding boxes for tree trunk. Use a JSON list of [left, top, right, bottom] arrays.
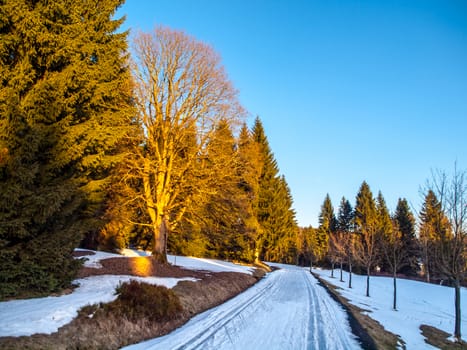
[[454, 279, 461, 342], [366, 266, 370, 297], [331, 262, 335, 278], [348, 261, 352, 289], [393, 271, 397, 310], [424, 245, 431, 283], [340, 261, 344, 282], [152, 216, 168, 264]]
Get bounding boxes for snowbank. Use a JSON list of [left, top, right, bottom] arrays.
[[314, 268, 467, 349]]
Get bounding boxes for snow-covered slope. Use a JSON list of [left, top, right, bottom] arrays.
[[314, 268, 467, 349], [0, 249, 252, 337], [0, 274, 192, 337]]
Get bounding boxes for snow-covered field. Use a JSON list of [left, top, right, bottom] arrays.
[[3, 250, 463, 350], [314, 268, 467, 349], [0, 249, 252, 337]]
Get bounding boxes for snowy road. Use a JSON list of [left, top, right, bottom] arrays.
[[123, 264, 361, 350]]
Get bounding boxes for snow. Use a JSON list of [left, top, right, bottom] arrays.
[[313, 268, 467, 349], [0, 274, 193, 337], [123, 264, 361, 350], [112, 248, 255, 275], [0, 249, 253, 337], [75, 248, 128, 268], [6, 248, 461, 349], [167, 254, 255, 275]]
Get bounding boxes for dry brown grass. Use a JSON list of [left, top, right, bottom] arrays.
[[0, 257, 262, 350], [420, 325, 467, 350], [313, 272, 404, 350]]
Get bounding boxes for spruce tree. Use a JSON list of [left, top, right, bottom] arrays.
[[336, 197, 354, 286], [394, 198, 418, 275], [354, 181, 378, 297], [319, 194, 337, 234], [337, 197, 354, 234], [252, 117, 298, 263], [0, 0, 133, 298], [199, 119, 251, 261], [252, 117, 279, 260], [375, 191, 392, 272], [319, 194, 335, 273], [419, 189, 449, 282]]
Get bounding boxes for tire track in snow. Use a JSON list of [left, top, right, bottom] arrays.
[[302, 270, 325, 349], [123, 265, 361, 350], [304, 271, 361, 350]]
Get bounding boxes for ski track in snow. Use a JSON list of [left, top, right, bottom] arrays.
[[123, 264, 361, 350]]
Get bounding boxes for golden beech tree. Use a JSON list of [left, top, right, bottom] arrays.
[[128, 27, 244, 262]]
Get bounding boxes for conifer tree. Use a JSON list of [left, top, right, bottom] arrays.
[[198, 119, 253, 261], [0, 0, 133, 298], [375, 191, 392, 272], [376, 192, 392, 239], [252, 117, 298, 263], [337, 197, 354, 234], [419, 189, 449, 282], [319, 194, 337, 234], [336, 197, 354, 284], [354, 181, 378, 297], [235, 123, 262, 260], [251, 117, 279, 260], [393, 198, 418, 275], [319, 194, 335, 275]]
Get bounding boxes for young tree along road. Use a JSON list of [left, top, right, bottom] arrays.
[[123, 265, 361, 350], [426, 165, 467, 342]]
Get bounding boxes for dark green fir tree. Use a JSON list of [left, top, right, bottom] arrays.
[[354, 181, 378, 297], [252, 117, 298, 263], [337, 197, 354, 233], [0, 0, 134, 298], [393, 198, 418, 276]]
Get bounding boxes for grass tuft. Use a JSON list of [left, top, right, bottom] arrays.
[[104, 280, 183, 322]]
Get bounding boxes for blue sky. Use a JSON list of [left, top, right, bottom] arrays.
[[116, 0, 467, 227]]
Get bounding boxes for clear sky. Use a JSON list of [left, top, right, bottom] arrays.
[[116, 0, 467, 227]]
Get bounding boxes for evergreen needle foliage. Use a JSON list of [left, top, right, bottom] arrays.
[[252, 117, 298, 263], [0, 0, 134, 298]]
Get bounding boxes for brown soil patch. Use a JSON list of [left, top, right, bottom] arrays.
[[77, 256, 208, 279], [421, 325, 467, 349], [0, 254, 263, 350]]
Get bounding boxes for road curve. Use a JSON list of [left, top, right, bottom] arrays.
[[123, 264, 361, 350]]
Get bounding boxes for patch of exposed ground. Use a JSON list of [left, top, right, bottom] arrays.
[[0, 255, 265, 350], [421, 325, 467, 350], [313, 272, 404, 350], [77, 256, 209, 279]]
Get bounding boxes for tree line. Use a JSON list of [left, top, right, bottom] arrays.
[[0, 1, 298, 299], [308, 170, 466, 342]]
